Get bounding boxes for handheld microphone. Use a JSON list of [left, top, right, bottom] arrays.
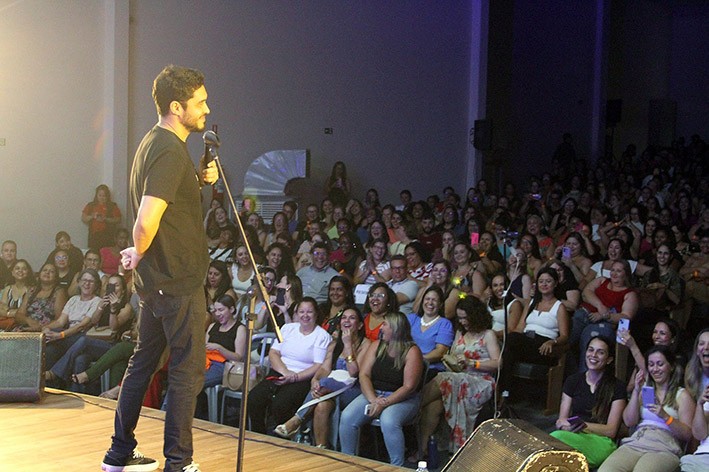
[[202, 128, 221, 164]]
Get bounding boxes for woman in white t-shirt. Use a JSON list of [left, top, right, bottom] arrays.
[[248, 297, 331, 435], [43, 268, 102, 381]]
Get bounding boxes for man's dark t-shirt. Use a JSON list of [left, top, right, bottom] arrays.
[[130, 126, 209, 296]]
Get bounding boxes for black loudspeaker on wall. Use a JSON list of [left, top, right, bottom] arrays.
[[0, 332, 45, 402], [442, 419, 588, 472], [473, 119, 492, 151]]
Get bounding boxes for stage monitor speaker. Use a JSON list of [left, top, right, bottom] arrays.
[[473, 119, 492, 151], [0, 332, 45, 402], [442, 419, 588, 472]]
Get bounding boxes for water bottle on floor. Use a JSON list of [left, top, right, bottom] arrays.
[[427, 435, 439, 469], [416, 460, 429, 472]]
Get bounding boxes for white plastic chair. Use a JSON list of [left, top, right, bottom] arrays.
[[203, 332, 277, 424]]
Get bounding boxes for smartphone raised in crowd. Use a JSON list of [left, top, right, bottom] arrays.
[[470, 232, 480, 247], [642, 386, 655, 408], [616, 318, 630, 343], [275, 287, 286, 305], [562, 247, 571, 259]]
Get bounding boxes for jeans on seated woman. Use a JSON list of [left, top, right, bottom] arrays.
[[339, 390, 421, 465]]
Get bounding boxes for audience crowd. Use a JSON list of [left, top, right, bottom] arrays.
[[1, 135, 708, 470]]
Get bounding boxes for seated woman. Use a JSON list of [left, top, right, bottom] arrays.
[[588, 238, 649, 281], [296, 219, 324, 267], [0, 259, 36, 331], [248, 297, 331, 434], [14, 262, 67, 332], [407, 286, 454, 376], [504, 248, 533, 304], [362, 282, 398, 342], [204, 260, 237, 325], [265, 242, 295, 281], [272, 273, 303, 327], [546, 260, 581, 314], [354, 238, 391, 285], [67, 250, 108, 297], [571, 260, 639, 370], [450, 241, 487, 298], [339, 311, 424, 466], [476, 231, 504, 277], [203, 294, 247, 395], [318, 275, 355, 334], [43, 269, 102, 378], [329, 231, 363, 281], [554, 232, 592, 289], [486, 272, 523, 340], [229, 242, 255, 297], [680, 329, 709, 472], [99, 228, 130, 276], [74, 292, 142, 390], [498, 267, 569, 401], [405, 241, 433, 284], [440, 230, 456, 263], [53, 249, 77, 289], [364, 219, 389, 250], [517, 233, 544, 280], [550, 336, 627, 469], [48, 274, 133, 390], [264, 211, 290, 250], [45, 231, 85, 277], [618, 318, 682, 392], [206, 206, 235, 247], [412, 260, 461, 320], [235, 266, 276, 333], [208, 225, 235, 262], [599, 346, 695, 472], [296, 231, 327, 271], [246, 212, 268, 249], [418, 296, 500, 458], [275, 307, 371, 447], [634, 243, 682, 343]]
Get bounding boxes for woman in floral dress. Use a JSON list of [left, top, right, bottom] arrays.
[[416, 295, 500, 457]]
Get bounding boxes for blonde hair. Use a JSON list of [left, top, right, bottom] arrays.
[[375, 312, 414, 370]]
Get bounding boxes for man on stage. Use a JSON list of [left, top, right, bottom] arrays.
[[101, 65, 217, 472]]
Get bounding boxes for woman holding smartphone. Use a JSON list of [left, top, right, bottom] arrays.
[[599, 345, 694, 472], [680, 329, 709, 471], [551, 336, 626, 469]]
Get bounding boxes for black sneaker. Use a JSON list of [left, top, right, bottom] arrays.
[[101, 450, 159, 472]]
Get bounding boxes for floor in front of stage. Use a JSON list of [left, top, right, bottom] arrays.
[[0, 388, 405, 472]]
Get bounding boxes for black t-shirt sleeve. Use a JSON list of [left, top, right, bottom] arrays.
[[143, 146, 189, 204], [612, 379, 627, 402]]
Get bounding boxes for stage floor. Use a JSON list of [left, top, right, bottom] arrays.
[[0, 388, 405, 471]]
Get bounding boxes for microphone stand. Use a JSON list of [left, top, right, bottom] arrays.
[[495, 230, 517, 418], [203, 131, 282, 472]]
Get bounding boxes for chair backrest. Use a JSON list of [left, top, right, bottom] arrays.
[[252, 332, 277, 367]]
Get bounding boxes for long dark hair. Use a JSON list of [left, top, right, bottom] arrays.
[[527, 267, 563, 313], [332, 306, 365, 362], [205, 260, 232, 303], [455, 295, 492, 335], [363, 282, 398, 314], [318, 275, 355, 325], [645, 345, 683, 410], [585, 336, 618, 423], [416, 286, 445, 318]]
